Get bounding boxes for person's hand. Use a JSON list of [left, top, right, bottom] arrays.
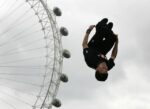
[[86, 25, 95, 34]]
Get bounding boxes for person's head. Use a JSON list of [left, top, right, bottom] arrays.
[[95, 62, 108, 81]]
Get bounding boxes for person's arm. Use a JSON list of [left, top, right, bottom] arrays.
[[82, 25, 95, 49], [111, 34, 119, 60]]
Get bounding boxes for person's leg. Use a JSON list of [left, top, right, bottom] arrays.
[[88, 32, 103, 48], [88, 20, 116, 55], [101, 31, 116, 55], [88, 18, 108, 48], [89, 22, 116, 55]]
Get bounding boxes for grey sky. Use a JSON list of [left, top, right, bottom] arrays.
[[51, 0, 150, 109], [0, 0, 150, 108]]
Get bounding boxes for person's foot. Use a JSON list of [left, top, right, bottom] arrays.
[[107, 22, 113, 30], [96, 18, 108, 31], [100, 21, 114, 37], [95, 18, 115, 38], [105, 22, 113, 35]]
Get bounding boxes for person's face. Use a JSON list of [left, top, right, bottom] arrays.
[[97, 62, 108, 74]]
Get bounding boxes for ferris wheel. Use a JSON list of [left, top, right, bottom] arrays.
[[0, 0, 70, 109]]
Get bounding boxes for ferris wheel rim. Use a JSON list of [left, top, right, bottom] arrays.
[[0, 0, 64, 109], [26, 0, 63, 108]]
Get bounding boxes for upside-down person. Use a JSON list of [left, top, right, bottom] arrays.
[[82, 18, 119, 81]]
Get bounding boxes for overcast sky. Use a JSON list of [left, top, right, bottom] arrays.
[[0, 0, 150, 108], [51, 0, 150, 109]]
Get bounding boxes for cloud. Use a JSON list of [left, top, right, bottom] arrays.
[[54, 0, 150, 109], [0, 0, 150, 108]]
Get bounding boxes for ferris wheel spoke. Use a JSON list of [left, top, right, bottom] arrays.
[[11, 29, 42, 42], [0, 56, 45, 64], [0, 47, 45, 57], [0, 23, 39, 47], [0, 29, 43, 49], [0, 9, 34, 37], [0, 2, 25, 23], [0, 90, 33, 107], [0, 96, 17, 109], [0, 0, 68, 108], [0, 72, 45, 77], [0, 65, 45, 68], [0, 77, 42, 87], [0, 37, 44, 55], [8, 8, 32, 25], [0, 84, 39, 97], [3, 0, 20, 16]]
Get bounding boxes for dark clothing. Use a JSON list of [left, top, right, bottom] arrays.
[[83, 19, 116, 70], [83, 47, 115, 70], [88, 26, 116, 55]]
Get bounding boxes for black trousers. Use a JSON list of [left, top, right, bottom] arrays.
[[88, 30, 116, 55]]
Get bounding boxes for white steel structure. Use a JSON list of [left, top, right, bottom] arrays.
[[0, 0, 70, 109]]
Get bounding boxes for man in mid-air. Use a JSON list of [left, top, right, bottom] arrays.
[[82, 18, 119, 81]]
